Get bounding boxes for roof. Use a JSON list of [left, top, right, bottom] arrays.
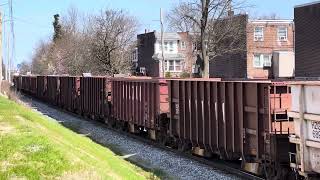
[[295, 1, 320, 8], [248, 19, 293, 24], [155, 32, 180, 40]]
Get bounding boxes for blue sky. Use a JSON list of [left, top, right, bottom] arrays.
[[1, 0, 315, 67]]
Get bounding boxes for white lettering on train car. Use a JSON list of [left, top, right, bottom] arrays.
[[308, 121, 320, 142]]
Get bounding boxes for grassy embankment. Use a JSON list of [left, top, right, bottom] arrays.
[[0, 96, 157, 179]]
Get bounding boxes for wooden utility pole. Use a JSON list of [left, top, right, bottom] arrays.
[[0, 12, 2, 92], [160, 8, 165, 78]]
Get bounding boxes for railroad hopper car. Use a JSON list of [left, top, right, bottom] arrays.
[[17, 75, 37, 96], [59, 76, 80, 112], [168, 79, 294, 178], [289, 82, 320, 179], [46, 76, 60, 106], [79, 76, 111, 122], [36, 76, 47, 101], [13, 75, 22, 91], [111, 78, 169, 140]]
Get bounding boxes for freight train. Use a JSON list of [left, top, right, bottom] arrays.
[[12, 75, 319, 179]]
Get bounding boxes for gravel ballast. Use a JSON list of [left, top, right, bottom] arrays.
[[21, 97, 243, 180]]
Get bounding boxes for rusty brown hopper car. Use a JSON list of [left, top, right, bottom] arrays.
[[270, 82, 294, 134], [13, 76, 22, 91], [46, 76, 60, 105], [59, 76, 80, 112], [168, 79, 294, 176], [79, 77, 110, 121], [36, 76, 47, 100], [20, 76, 37, 96], [111, 78, 169, 138]]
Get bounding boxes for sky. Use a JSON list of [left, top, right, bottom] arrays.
[[0, 0, 315, 68]]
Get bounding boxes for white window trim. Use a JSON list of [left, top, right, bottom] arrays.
[[181, 41, 186, 49], [254, 26, 264, 41], [253, 54, 272, 68], [277, 27, 288, 41], [140, 67, 146, 74], [253, 54, 263, 68], [159, 41, 176, 53], [164, 60, 183, 72]]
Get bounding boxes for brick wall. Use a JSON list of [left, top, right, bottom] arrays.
[[295, 3, 320, 78], [177, 32, 196, 74], [209, 14, 248, 78], [246, 21, 294, 79], [137, 32, 159, 77]]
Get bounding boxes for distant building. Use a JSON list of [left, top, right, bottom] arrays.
[[208, 14, 295, 79], [247, 19, 295, 79], [294, 2, 320, 78], [209, 14, 248, 78], [136, 31, 195, 77], [129, 47, 138, 72]]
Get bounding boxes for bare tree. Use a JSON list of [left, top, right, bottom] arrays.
[[29, 7, 138, 76], [166, 3, 200, 32], [31, 40, 53, 75], [168, 0, 247, 78], [90, 9, 138, 75], [18, 61, 31, 74]]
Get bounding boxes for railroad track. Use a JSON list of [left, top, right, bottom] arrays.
[[23, 94, 265, 180], [106, 127, 265, 180]]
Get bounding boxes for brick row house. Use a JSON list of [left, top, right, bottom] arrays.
[[247, 19, 295, 79], [209, 17, 295, 79]]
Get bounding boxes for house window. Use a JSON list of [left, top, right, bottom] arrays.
[[181, 41, 186, 49], [164, 42, 168, 51], [253, 54, 271, 68], [169, 61, 174, 71], [254, 27, 264, 41], [175, 60, 181, 71], [169, 41, 174, 52], [165, 60, 183, 72], [140, 67, 146, 74], [278, 27, 288, 41], [192, 42, 197, 50]]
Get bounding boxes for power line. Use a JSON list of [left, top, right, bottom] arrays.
[[0, 2, 8, 6], [12, 16, 49, 29]]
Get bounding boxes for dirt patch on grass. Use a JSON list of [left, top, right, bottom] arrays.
[[0, 122, 15, 135], [8, 175, 27, 180], [15, 116, 28, 123], [0, 161, 11, 172], [11, 152, 26, 162], [58, 170, 102, 180], [25, 144, 44, 153]]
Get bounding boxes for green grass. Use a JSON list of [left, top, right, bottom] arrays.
[[0, 96, 158, 180]]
